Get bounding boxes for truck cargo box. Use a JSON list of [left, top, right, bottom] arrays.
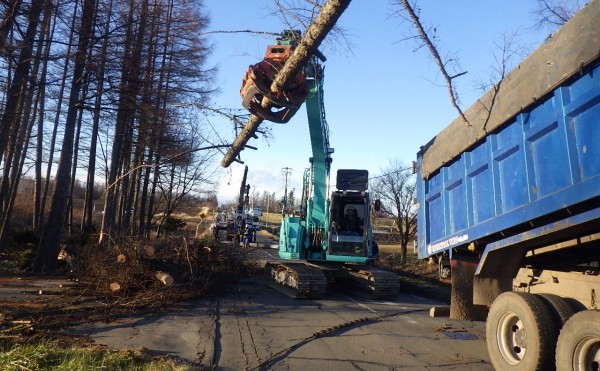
[[416, 0, 600, 260]]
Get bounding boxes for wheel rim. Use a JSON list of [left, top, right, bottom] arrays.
[[497, 312, 527, 365], [573, 335, 600, 371]]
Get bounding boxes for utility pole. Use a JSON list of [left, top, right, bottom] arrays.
[[281, 167, 292, 215]]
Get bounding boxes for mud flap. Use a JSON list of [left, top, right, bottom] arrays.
[[450, 257, 488, 321]]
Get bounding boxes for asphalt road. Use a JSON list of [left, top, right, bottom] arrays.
[[73, 274, 493, 370]]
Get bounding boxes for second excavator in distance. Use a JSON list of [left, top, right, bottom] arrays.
[[239, 31, 400, 298]]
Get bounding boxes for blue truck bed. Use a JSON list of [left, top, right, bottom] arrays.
[[416, 1, 600, 260]]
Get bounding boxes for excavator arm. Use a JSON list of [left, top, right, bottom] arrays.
[[238, 32, 332, 233]]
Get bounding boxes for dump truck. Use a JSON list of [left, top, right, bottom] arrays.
[[415, 1, 600, 370]]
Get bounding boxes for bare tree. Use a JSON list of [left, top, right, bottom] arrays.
[[37, 0, 80, 235], [0, 0, 24, 54], [32, 0, 56, 231], [0, 0, 219, 264], [0, 0, 46, 198], [0, 0, 54, 247], [268, 0, 354, 55], [82, 0, 114, 231], [99, 0, 215, 244], [99, 0, 149, 244], [0, 2, 51, 246], [34, 0, 98, 273], [371, 160, 417, 266]]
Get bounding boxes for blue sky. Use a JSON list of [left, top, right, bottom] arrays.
[[204, 1, 559, 204]]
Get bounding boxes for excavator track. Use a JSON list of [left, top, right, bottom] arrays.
[[345, 266, 401, 298], [265, 260, 400, 299], [266, 262, 328, 299]]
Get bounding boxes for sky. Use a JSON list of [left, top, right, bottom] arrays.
[[203, 0, 559, 205]]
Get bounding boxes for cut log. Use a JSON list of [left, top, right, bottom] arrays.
[[154, 271, 174, 286], [117, 254, 127, 263], [429, 306, 451, 318], [109, 282, 121, 292], [221, 0, 352, 167]]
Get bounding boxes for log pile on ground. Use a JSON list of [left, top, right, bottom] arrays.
[[0, 235, 258, 345]]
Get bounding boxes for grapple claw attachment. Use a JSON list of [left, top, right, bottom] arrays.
[[240, 44, 309, 123]]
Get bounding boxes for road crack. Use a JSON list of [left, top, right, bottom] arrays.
[[254, 307, 428, 370], [209, 298, 222, 369], [233, 287, 262, 370]]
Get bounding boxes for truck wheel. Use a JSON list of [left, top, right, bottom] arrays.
[[555, 310, 600, 371], [537, 293, 579, 327], [486, 292, 558, 370]]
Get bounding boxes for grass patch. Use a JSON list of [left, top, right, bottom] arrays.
[[0, 342, 193, 371]]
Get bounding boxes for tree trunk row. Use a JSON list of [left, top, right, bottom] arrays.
[[0, 0, 215, 272]]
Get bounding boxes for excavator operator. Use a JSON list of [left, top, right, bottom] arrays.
[[340, 205, 363, 234]]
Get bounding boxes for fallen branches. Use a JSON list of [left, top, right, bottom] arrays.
[[0, 235, 258, 344]]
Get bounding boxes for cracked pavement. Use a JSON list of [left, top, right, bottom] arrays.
[[72, 277, 492, 370]]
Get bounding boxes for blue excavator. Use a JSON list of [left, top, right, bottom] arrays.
[[239, 32, 399, 298]]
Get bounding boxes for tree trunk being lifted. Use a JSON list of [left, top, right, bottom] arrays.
[[221, 0, 352, 168]]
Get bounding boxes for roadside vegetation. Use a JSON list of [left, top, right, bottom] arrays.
[[0, 343, 194, 371], [0, 208, 255, 369]]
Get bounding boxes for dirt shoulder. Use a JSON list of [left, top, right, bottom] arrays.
[[378, 244, 451, 305]]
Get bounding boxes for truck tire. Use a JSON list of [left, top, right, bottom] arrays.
[[537, 294, 579, 327], [555, 310, 600, 371], [486, 292, 558, 371]]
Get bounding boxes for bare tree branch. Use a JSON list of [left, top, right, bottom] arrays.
[[396, 0, 470, 126], [103, 144, 232, 195], [474, 32, 527, 132], [531, 0, 583, 31], [202, 29, 280, 37]]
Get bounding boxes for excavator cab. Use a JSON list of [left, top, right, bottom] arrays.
[[327, 170, 375, 262], [329, 196, 368, 256]]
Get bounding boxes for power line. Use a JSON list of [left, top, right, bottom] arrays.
[[368, 165, 414, 181]]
